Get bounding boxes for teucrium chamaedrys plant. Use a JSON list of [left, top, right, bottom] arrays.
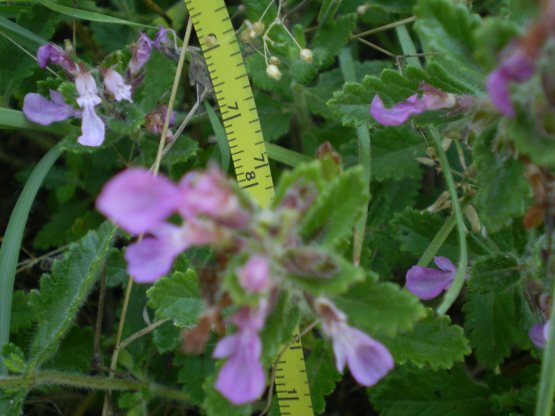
[[7, 0, 555, 414]]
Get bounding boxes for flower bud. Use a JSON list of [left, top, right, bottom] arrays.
[[240, 29, 251, 43], [357, 4, 369, 15], [299, 48, 313, 63], [266, 64, 282, 81], [269, 56, 281, 66], [253, 22, 265, 36]]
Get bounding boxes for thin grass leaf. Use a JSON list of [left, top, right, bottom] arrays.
[[0, 144, 61, 374], [0, 108, 77, 135], [204, 101, 230, 172]]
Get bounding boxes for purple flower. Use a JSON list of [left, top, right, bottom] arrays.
[[75, 72, 105, 146], [154, 27, 169, 49], [370, 84, 456, 126], [144, 104, 176, 140], [405, 256, 457, 300], [23, 90, 80, 126], [529, 323, 547, 348], [179, 167, 251, 228], [238, 255, 272, 293], [103, 68, 133, 102], [129, 33, 153, 77], [315, 298, 393, 386], [96, 168, 181, 235], [37, 43, 77, 73], [487, 47, 536, 117], [213, 303, 267, 404]]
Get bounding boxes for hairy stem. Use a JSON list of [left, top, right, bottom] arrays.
[[417, 214, 457, 267], [428, 128, 468, 315]]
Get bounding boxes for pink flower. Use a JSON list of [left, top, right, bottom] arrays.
[[37, 43, 77, 73], [237, 255, 272, 293], [179, 166, 251, 228], [529, 323, 548, 348], [405, 256, 457, 300], [370, 84, 456, 126], [315, 298, 393, 386], [75, 72, 105, 146], [487, 47, 536, 117], [153, 27, 169, 49], [213, 303, 267, 404], [23, 90, 80, 126], [129, 33, 153, 77], [103, 68, 133, 102]]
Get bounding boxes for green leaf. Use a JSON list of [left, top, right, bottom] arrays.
[[152, 321, 181, 354], [259, 292, 300, 364], [334, 281, 426, 338], [468, 255, 521, 293], [38, 0, 150, 27], [379, 309, 470, 370], [176, 353, 215, 405], [0, 145, 61, 374], [45, 327, 94, 372], [306, 340, 341, 414], [414, 0, 484, 94], [310, 14, 357, 70], [205, 101, 230, 171], [9, 291, 34, 334], [370, 365, 492, 416], [463, 289, 523, 368], [508, 108, 555, 166], [300, 166, 369, 247], [146, 270, 203, 328], [139, 49, 176, 112], [473, 126, 531, 232], [1, 344, 26, 374], [371, 126, 425, 182], [246, 53, 291, 96], [27, 222, 116, 370], [272, 161, 325, 208], [473, 17, 520, 69], [256, 92, 291, 142]]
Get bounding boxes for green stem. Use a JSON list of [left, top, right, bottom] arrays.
[[0, 144, 61, 374], [429, 128, 468, 315], [338, 47, 372, 266], [0, 371, 189, 402], [265, 142, 312, 167], [395, 25, 421, 68], [417, 213, 457, 267]]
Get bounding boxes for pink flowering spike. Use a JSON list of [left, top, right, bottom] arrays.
[[405, 264, 456, 300], [214, 331, 265, 404], [96, 168, 181, 234], [23, 91, 78, 125], [103, 68, 133, 102], [370, 94, 424, 126], [237, 255, 272, 293], [37, 43, 76, 72], [179, 167, 251, 227], [487, 48, 535, 117], [316, 298, 393, 386], [129, 33, 153, 77], [529, 324, 547, 348], [229, 301, 269, 332], [434, 256, 457, 273]]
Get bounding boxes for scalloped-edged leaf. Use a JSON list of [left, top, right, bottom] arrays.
[[372, 126, 425, 181], [473, 126, 531, 233], [370, 365, 492, 416], [468, 254, 521, 293], [146, 269, 203, 328], [463, 288, 525, 369], [306, 340, 341, 414], [300, 166, 369, 247], [379, 309, 470, 370], [27, 222, 116, 369], [334, 281, 426, 338], [414, 0, 484, 93]]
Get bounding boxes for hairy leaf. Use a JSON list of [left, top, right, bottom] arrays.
[[306, 340, 341, 414]]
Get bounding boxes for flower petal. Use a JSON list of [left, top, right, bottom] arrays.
[[124, 235, 182, 283], [434, 256, 457, 273], [213, 333, 240, 359], [215, 336, 265, 404], [96, 168, 181, 234], [23, 92, 76, 126], [238, 255, 271, 293], [405, 266, 454, 300], [345, 328, 394, 386], [487, 70, 514, 117], [78, 106, 105, 147], [370, 94, 424, 126], [529, 324, 547, 348]]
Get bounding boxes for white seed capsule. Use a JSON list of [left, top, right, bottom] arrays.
[[269, 56, 281, 66], [299, 48, 313, 63], [253, 21, 265, 36], [266, 64, 282, 81]]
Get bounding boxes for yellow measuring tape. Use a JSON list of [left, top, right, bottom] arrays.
[[183, 0, 313, 414]]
